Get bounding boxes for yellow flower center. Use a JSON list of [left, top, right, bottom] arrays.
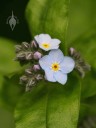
[[42, 43, 50, 49], [51, 62, 60, 71]]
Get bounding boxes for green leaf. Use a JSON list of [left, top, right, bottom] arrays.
[[81, 69, 96, 99], [0, 75, 4, 91], [0, 107, 15, 128], [0, 38, 25, 128], [15, 75, 80, 128], [79, 95, 96, 123], [0, 74, 24, 112], [70, 26, 96, 69], [25, 0, 70, 51], [0, 38, 21, 75], [69, 26, 96, 98], [66, 0, 96, 43]]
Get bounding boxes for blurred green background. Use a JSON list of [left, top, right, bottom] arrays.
[[0, 0, 96, 128]]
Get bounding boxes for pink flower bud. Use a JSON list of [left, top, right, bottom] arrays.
[[33, 65, 40, 71], [69, 47, 76, 56], [33, 51, 42, 60], [69, 47, 75, 55]]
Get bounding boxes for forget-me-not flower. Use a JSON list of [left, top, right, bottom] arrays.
[[34, 34, 61, 51], [39, 49, 75, 85]]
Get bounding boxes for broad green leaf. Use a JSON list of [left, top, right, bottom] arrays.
[[0, 75, 4, 91], [25, 0, 70, 51], [0, 38, 21, 75], [79, 95, 96, 124], [81, 69, 96, 99], [0, 107, 15, 128], [0, 38, 25, 112], [70, 26, 96, 99], [0, 74, 24, 112], [70, 26, 96, 69], [66, 0, 96, 43], [15, 75, 80, 128]]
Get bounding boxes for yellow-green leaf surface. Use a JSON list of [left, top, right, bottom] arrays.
[[0, 38, 24, 128], [69, 26, 96, 99], [79, 95, 96, 123], [0, 75, 24, 128], [26, 0, 70, 51], [0, 75, 24, 111], [0, 38, 21, 75], [0, 107, 15, 128], [66, 0, 96, 43], [15, 75, 80, 128]]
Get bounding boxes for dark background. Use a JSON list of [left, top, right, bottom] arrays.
[[0, 0, 31, 42]]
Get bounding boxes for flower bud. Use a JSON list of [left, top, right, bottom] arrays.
[[35, 74, 43, 80], [33, 51, 42, 60], [69, 47, 91, 78], [28, 78, 35, 86], [30, 40, 38, 48], [15, 45, 22, 53], [22, 42, 30, 50], [33, 65, 40, 71], [26, 52, 33, 60], [20, 75, 28, 84], [25, 52, 33, 60], [25, 68, 33, 75], [69, 47, 75, 56], [16, 52, 25, 60]]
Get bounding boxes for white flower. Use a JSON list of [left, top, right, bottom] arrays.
[[34, 34, 61, 51], [39, 49, 75, 85]]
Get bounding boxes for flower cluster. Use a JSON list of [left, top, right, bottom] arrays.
[[15, 34, 76, 91]]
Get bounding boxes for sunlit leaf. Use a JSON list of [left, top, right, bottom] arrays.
[[79, 95, 96, 125], [0, 107, 15, 128], [0, 74, 24, 112], [25, 0, 70, 52], [15, 75, 80, 128], [0, 38, 21, 75], [69, 26, 96, 98], [66, 0, 96, 43]]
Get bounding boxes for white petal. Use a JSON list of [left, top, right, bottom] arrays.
[[54, 71, 67, 85], [39, 34, 51, 43], [50, 45, 59, 50], [39, 55, 52, 70], [34, 35, 39, 43], [49, 49, 64, 63], [60, 56, 75, 74], [51, 39, 61, 47], [45, 69, 56, 82]]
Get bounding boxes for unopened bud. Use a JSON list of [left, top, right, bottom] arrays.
[[25, 78, 36, 91], [20, 75, 28, 84], [33, 65, 40, 71], [69, 47, 91, 78], [28, 78, 35, 86], [22, 42, 30, 50], [16, 52, 25, 60], [15, 45, 22, 53], [30, 40, 38, 48], [69, 47, 75, 56], [35, 74, 43, 80], [33, 51, 42, 60], [25, 52, 33, 60], [25, 68, 33, 75]]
